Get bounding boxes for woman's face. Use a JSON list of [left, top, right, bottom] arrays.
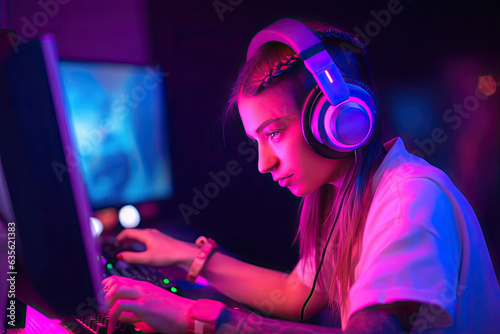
[[238, 83, 352, 197]]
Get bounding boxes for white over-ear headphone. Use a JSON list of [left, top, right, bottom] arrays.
[[247, 18, 377, 159]]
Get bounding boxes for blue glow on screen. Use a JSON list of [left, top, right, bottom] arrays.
[[59, 61, 173, 208]]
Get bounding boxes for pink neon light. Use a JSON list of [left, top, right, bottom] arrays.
[[325, 70, 334, 83]]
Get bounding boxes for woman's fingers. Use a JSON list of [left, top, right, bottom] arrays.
[[108, 300, 143, 334], [116, 311, 142, 323], [114, 229, 162, 265], [105, 278, 153, 333], [113, 229, 183, 268], [102, 276, 147, 307], [105, 285, 140, 310], [117, 250, 151, 264], [102, 275, 133, 289], [115, 228, 153, 245], [102, 276, 191, 334]]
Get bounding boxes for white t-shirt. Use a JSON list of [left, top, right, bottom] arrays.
[[296, 137, 500, 333]]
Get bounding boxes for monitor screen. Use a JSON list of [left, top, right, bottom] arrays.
[[59, 61, 174, 209]]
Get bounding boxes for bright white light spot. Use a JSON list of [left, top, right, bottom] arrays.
[[325, 70, 334, 83], [90, 217, 103, 237], [119, 205, 141, 228]]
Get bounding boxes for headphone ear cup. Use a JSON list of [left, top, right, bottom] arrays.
[[301, 86, 352, 159], [302, 83, 376, 159]]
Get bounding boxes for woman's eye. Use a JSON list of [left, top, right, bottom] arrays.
[[266, 130, 281, 141]]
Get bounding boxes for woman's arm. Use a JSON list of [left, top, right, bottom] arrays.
[[216, 301, 420, 334], [115, 228, 327, 320], [190, 250, 327, 321], [103, 276, 419, 334]]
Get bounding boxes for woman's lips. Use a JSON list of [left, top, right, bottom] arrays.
[[278, 175, 292, 187]]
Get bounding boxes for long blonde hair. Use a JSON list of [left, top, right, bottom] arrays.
[[226, 19, 386, 324], [298, 139, 384, 324]]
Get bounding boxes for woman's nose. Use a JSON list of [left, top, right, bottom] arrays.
[[258, 144, 279, 174]]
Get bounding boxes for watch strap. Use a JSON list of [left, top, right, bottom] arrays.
[[186, 299, 226, 334]]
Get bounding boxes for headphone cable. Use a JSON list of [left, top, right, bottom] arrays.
[[300, 150, 358, 322]]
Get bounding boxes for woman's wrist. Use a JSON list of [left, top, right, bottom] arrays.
[[179, 242, 200, 270], [176, 298, 196, 333]]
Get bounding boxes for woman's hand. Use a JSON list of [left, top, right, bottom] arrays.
[[115, 228, 197, 268], [102, 275, 195, 334]]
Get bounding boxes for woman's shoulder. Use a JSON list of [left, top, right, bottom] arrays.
[[365, 137, 479, 244], [372, 137, 454, 195]]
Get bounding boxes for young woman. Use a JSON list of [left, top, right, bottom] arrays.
[[102, 19, 499, 333]]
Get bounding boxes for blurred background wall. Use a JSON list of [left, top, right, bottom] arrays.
[[4, 0, 499, 275]]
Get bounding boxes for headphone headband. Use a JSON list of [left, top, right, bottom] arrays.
[[247, 18, 350, 106]]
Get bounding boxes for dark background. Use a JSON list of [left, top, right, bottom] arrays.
[[4, 0, 499, 275]]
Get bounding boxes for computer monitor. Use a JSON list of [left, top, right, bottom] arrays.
[[58, 60, 174, 211], [0, 34, 105, 319]]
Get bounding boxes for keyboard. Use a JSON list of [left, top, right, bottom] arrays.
[[100, 240, 182, 295], [62, 313, 138, 334], [60, 240, 181, 334]]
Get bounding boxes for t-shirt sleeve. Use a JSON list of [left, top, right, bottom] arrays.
[[349, 177, 461, 329]]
